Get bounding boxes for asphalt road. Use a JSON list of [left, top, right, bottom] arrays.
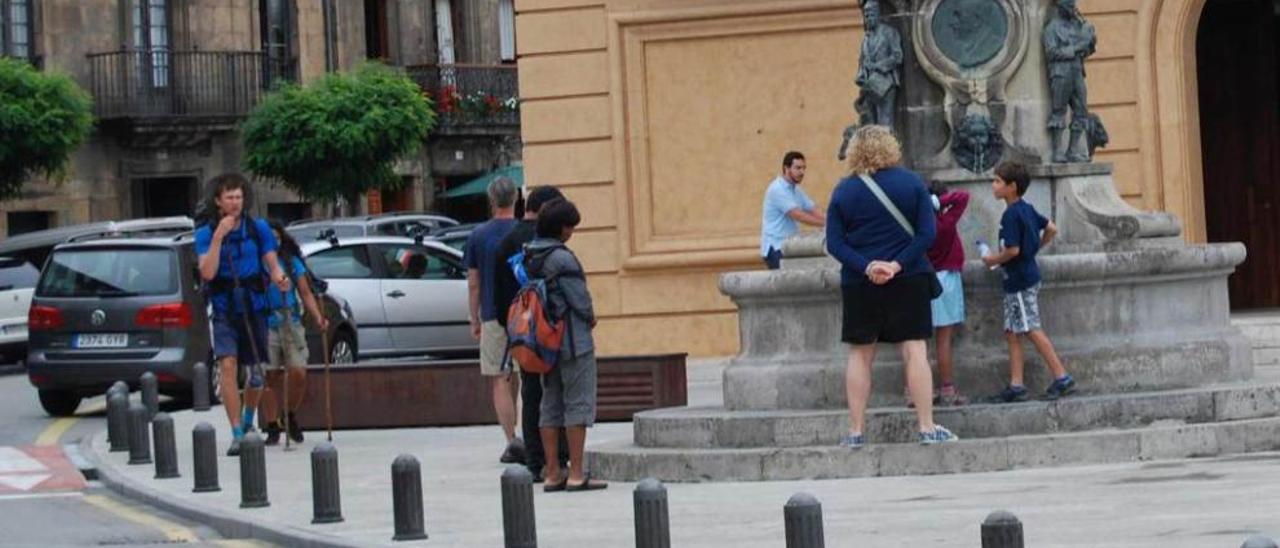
[[0, 370, 271, 547]]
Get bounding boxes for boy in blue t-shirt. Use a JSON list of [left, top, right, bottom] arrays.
[[981, 162, 1076, 402]]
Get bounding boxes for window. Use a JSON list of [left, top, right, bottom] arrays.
[[0, 0, 32, 61], [498, 0, 515, 62], [308, 246, 375, 279], [321, 0, 338, 71], [37, 249, 177, 297], [0, 257, 39, 291], [132, 0, 170, 87], [374, 244, 463, 280], [6, 211, 52, 236], [260, 0, 293, 85]]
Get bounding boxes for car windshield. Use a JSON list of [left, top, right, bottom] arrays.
[[0, 259, 39, 291], [37, 249, 176, 297]]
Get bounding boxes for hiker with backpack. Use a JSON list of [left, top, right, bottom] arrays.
[[494, 185, 569, 482], [259, 220, 328, 446], [512, 198, 607, 492], [195, 174, 292, 456]]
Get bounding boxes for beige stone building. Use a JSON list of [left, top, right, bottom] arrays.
[[1, 0, 521, 233], [514, 0, 1280, 357]]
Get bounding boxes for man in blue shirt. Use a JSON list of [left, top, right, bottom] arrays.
[[761, 151, 825, 269], [464, 176, 523, 463], [196, 174, 290, 456]]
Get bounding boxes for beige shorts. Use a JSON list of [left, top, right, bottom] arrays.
[[479, 320, 509, 376], [268, 320, 309, 368]]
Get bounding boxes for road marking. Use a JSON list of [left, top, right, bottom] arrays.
[[0, 474, 51, 491], [35, 417, 78, 446], [0, 491, 82, 501], [0, 447, 47, 474], [81, 494, 201, 543], [215, 540, 270, 547]]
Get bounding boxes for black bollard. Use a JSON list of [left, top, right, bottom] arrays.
[[239, 432, 269, 508], [192, 422, 220, 493], [784, 493, 825, 548], [391, 454, 428, 541], [501, 466, 536, 548], [634, 478, 671, 548], [126, 402, 152, 465], [311, 443, 344, 524], [107, 391, 129, 453], [151, 413, 179, 479], [109, 380, 129, 398], [1243, 536, 1280, 548], [140, 372, 159, 419], [981, 510, 1025, 548], [191, 362, 210, 412]]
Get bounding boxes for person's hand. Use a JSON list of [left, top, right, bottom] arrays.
[[214, 215, 237, 240], [982, 254, 1000, 268], [470, 320, 482, 341], [273, 274, 291, 293], [314, 316, 329, 332], [865, 261, 897, 285]]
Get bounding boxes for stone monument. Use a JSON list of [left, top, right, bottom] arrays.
[[588, 1, 1279, 483]]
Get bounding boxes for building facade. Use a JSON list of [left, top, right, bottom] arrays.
[[514, 0, 1280, 357], [0, 0, 521, 234]]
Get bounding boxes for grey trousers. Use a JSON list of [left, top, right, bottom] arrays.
[[539, 351, 598, 428]]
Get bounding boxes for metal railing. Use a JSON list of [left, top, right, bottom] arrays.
[[88, 49, 297, 123], [404, 63, 520, 130]]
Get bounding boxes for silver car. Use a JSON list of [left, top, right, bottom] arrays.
[[299, 234, 474, 359], [288, 213, 459, 242]]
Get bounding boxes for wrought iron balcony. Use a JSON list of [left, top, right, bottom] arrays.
[[404, 63, 520, 135], [88, 49, 297, 128]]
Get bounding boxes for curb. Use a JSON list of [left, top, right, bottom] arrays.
[[81, 432, 366, 548]]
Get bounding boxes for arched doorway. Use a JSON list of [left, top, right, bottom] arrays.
[[1197, 0, 1280, 309]]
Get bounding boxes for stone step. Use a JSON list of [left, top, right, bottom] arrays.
[[634, 383, 1280, 448], [588, 416, 1280, 482]]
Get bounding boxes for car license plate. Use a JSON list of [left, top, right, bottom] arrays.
[[75, 333, 128, 348]]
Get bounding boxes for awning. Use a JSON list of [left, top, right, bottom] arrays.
[[441, 165, 524, 198]]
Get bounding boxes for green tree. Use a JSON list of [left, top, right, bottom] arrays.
[[0, 58, 94, 200], [241, 63, 436, 204]]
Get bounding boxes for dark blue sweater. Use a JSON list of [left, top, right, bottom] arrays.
[[825, 166, 936, 287]]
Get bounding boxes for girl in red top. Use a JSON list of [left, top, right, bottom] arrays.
[[927, 181, 969, 406]]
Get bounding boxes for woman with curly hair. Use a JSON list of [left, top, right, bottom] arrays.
[[826, 125, 958, 448]]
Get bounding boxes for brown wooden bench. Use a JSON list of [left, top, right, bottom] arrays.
[[291, 354, 688, 429]]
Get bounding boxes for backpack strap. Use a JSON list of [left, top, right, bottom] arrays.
[[857, 173, 915, 237]]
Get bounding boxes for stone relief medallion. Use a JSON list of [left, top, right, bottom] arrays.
[[930, 0, 1009, 69]]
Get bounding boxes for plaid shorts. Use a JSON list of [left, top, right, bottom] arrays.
[[1003, 283, 1042, 334]]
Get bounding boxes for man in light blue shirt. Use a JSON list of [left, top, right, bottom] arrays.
[[761, 151, 825, 269]]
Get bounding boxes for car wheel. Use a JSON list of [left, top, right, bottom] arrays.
[[329, 331, 356, 364], [38, 390, 81, 417]]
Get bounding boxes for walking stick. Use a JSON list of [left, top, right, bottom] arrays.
[[276, 307, 296, 452], [321, 325, 333, 442]]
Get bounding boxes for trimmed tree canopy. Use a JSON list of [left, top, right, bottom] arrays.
[[0, 58, 94, 200], [241, 63, 436, 203]]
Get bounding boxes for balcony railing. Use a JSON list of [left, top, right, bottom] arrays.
[[405, 63, 520, 133], [88, 49, 297, 125]]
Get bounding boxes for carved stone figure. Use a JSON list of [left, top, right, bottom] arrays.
[[951, 113, 1004, 173], [1044, 0, 1104, 163], [854, 1, 903, 128], [931, 0, 1009, 68]]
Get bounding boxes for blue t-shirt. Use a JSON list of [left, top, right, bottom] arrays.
[[195, 217, 279, 316], [266, 256, 307, 328], [760, 176, 816, 256], [998, 200, 1049, 293], [825, 167, 936, 288], [464, 218, 519, 321]]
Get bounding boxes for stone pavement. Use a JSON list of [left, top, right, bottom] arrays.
[[85, 362, 1280, 547]]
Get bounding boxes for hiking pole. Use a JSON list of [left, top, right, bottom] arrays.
[[276, 307, 296, 452], [321, 324, 333, 442]]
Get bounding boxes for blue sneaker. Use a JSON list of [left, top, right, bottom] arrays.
[[1045, 375, 1077, 399], [989, 385, 1029, 404], [919, 425, 959, 445], [838, 433, 865, 449]]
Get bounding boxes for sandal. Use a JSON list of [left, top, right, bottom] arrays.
[[543, 476, 568, 493], [566, 474, 609, 492]]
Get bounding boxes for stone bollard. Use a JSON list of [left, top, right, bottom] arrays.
[[140, 372, 159, 419], [501, 466, 536, 548], [311, 443, 344, 524], [107, 391, 129, 453], [126, 402, 152, 465], [391, 454, 428, 541], [192, 423, 220, 493], [981, 510, 1025, 548], [109, 380, 129, 397], [191, 362, 210, 412], [239, 432, 269, 508], [151, 413, 179, 479], [1243, 536, 1280, 548], [634, 478, 671, 548], [784, 493, 825, 548]]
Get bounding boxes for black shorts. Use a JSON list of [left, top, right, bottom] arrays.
[[841, 273, 934, 345]]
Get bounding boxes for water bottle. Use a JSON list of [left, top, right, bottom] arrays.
[[976, 240, 1000, 271]]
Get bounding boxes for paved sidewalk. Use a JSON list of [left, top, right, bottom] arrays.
[[86, 363, 1280, 547]]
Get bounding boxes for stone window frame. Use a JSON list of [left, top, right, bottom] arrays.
[[0, 0, 34, 62]]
